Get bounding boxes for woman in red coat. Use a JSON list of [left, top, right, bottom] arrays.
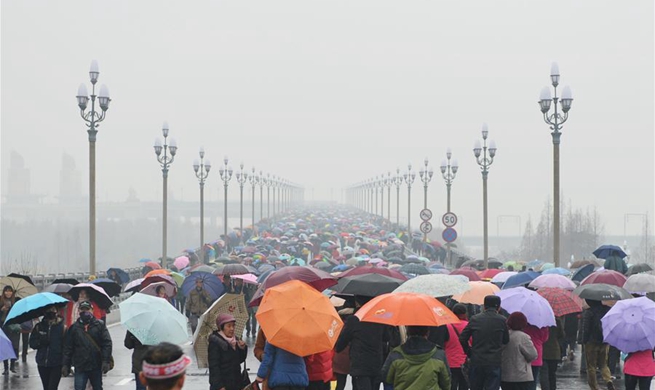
[[305, 350, 334, 390]]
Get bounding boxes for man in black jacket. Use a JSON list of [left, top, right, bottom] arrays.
[[581, 300, 614, 390], [459, 295, 509, 390], [62, 301, 112, 390]]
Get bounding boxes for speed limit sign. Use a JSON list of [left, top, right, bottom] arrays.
[[442, 212, 458, 228]]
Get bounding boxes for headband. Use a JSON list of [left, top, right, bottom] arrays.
[[142, 355, 192, 379]]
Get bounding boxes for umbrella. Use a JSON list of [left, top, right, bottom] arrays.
[[190, 265, 217, 274], [626, 263, 653, 276], [570, 259, 597, 269], [479, 269, 503, 280], [124, 278, 145, 293], [52, 278, 80, 285], [219, 264, 250, 276], [68, 283, 113, 310], [537, 287, 584, 317], [581, 270, 627, 287], [173, 256, 190, 270], [145, 269, 172, 278], [538, 263, 555, 271], [0, 275, 38, 298], [356, 292, 460, 326], [528, 274, 577, 290], [399, 264, 430, 276], [169, 272, 185, 287], [623, 274, 655, 294], [120, 293, 189, 346], [6, 273, 34, 286], [3, 292, 69, 325], [338, 265, 408, 281], [314, 262, 333, 271], [542, 267, 571, 276], [571, 263, 596, 282], [452, 281, 500, 305], [106, 268, 130, 284], [193, 294, 249, 368], [231, 273, 259, 285], [573, 283, 633, 301], [139, 258, 151, 263], [44, 283, 73, 294], [256, 280, 343, 357], [249, 267, 338, 307], [90, 278, 122, 297], [393, 274, 471, 297], [144, 261, 162, 270], [601, 297, 655, 353], [593, 245, 627, 259], [331, 274, 404, 297], [501, 271, 540, 290], [491, 272, 518, 284], [495, 287, 556, 328], [180, 272, 225, 301], [502, 261, 522, 270], [0, 329, 16, 361], [140, 281, 177, 297], [450, 267, 482, 282]]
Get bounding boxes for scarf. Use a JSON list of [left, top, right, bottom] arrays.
[[219, 331, 237, 349]]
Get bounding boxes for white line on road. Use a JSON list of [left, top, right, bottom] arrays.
[[115, 377, 133, 386]]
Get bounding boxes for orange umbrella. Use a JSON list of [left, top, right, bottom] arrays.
[[355, 292, 460, 326], [144, 269, 172, 278], [451, 281, 500, 305], [256, 280, 343, 357]]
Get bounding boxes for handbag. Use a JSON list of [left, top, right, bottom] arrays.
[[451, 323, 470, 385], [83, 330, 114, 371]]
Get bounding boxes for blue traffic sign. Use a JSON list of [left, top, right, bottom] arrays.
[[442, 227, 458, 243]]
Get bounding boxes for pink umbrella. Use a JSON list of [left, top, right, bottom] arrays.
[[528, 274, 577, 290], [140, 282, 177, 297], [68, 283, 113, 310], [232, 273, 259, 285], [173, 256, 190, 270], [581, 270, 627, 287], [450, 267, 482, 281]]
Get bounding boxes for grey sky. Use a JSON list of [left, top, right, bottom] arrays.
[[2, 0, 654, 237]]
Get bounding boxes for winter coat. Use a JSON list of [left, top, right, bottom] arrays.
[[459, 308, 510, 367], [186, 287, 212, 316], [563, 312, 579, 343], [253, 328, 270, 390], [305, 350, 334, 383], [445, 320, 469, 368], [335, 315, 391, 376], [500, 330, 538, 383], [62, 317, 112, 372], [208, 332, 248, 390], [256, 342, 308, 388], [624, 349, 655, 377], [523, 325, 549, 366], [581, 303, 610, 344], [29, 319, 66, 367], [542, 319, 564, 361], [124, 331, 148, 374], [332, 345, 350, 375], [381, 337, 451, 390], [604, 255, 628, 275]]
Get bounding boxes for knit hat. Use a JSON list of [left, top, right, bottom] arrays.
[[483, 295, 501, 309], [79, 301, 93, 310], [507, 312, 528, 330], [216, 313, 236, 329]]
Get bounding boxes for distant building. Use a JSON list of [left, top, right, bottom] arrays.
[[5, 150, 33, 203], [59, 153, 82, 204]]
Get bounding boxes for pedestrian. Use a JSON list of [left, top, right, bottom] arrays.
[[19, 318, 33, 363], [139, 342, 192, 390], [381, 325, 451, 390], [561, 312, 579, 361], [623, 349, 655, 390], [1, 285, 19, 374], [186, 278, 212, 334], [208, 313, 248, 390], [71, 288, 107, 323], [445, 303, 470, 390], [458, 295, 509, 390], [29, 306, 66, 390], [333, 307, 354, 390], [255, 341, 309, 390], [500, 312, 538, 390], [581, 299, 614, 390], [61, 301, 113, 390], [603, 255, 628, 275], [304, 349, 334, 390], [540, 317, 564, 390], [253, 327, 270, 390], [125, 331, 148, 390], [523, 322, 549, 390]]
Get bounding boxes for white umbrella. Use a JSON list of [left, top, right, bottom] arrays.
[[393, 274, 471, 297], [624, 274, 655, 294], [491, 271, 518, 284]]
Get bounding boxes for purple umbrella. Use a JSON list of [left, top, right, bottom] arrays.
[[528, 274, 576, 291], [0, 328, 17, 360], [496, 287, 556, 328], [601, 297, 655, 353]]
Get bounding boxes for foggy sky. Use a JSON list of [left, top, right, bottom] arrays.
[[2, 0, 654, 237]]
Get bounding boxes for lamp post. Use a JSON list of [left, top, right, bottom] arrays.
[[153, 122, 177, 267], [440, 148, 458, 265], [374, 176, 380, 218], [259, 170, 265, 221], [385, 171, 392, 226], [419, 158, 434, 242], [76, 60, 111, 275], [218, 156, 233, 243], [271, 176, 277, 219], [193, 148, 211, 250], [403, 164, 417, 235], [539, 62, 574, 268], [393, 168, 403, 230], [249, 167, 259, 235], [236, 163, 248, 244], [266, 173, 271, 219], [473, 123, 497, 269]]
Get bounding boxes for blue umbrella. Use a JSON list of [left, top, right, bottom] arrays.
[[3, 292, 69, 325], [593, 245, 627, 259], [502, 271, 540, 290], [139, 258, 151, 263], [542, 267, 571, 276], [180, 272, 225, 300], [107, 268, 130, 284], [571, 263, 595, 283], [332, 264, 350, 272], [0, 329, 16, 360]]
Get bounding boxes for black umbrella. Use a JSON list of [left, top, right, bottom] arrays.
[[331, 273, 404, 297], [52, 278, 80, 286], [571, 263, 595, 283], [220, 264, 250, 275], [573, 283, 632, 301], [626, 263, 653, 276], [7, 273, 34, 286], [399, 263, 430, 275], [90, 279, 122, 297]]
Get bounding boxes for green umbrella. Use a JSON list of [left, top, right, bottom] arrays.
[[120, 293, 189, 345]]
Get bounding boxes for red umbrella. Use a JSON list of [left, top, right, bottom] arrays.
[[581, 270, 627, 287], [249, 266, 338, 307], [144, 261, 162, 270], [450, 267, 482, 281], [537, 287, 584, 317], [338, 265, 408, 281], [480, 269, 503, 280]]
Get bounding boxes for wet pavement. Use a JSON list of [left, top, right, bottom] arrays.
[[2, 312, 652, 390]]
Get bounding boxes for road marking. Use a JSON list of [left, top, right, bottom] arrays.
[[115, 377, 132, 386]]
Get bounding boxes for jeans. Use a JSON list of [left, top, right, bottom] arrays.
[[469, 365, 501, 390], [539, 360, 558, 390], [527, 365, 540, 390], [353, 375, 381, 390], [451, 367, 469, 390], [37, 365, 62, 390], [584, 342, 612, 390], [624, 374, 653, 390], [74, 368, 103, 390], [135, 373, 146, 390]]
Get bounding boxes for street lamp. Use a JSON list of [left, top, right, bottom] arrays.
[[259, 170, 265, 221], [271, 176, 278, 219], [154, 122, 177, 267], [265, 173, 272, 219], [403, 164, 417, 235], [393, 168, 403, 229], [385, 171, 392, 226], [249, 167, 259, 236], [218, 156, 233, 245], [236, 163, 248, 244], [473, 123, 497, 269], [419, 157, 434, 242], [76, 60, 111, 275], [193, 148, 211, 251], [539, 62, 574, 268], [440, 147, 458, 265]]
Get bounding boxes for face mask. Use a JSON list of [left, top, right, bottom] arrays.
[[80, 311, 93, 322]]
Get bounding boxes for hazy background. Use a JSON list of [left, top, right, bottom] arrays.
[[1, 1, 654, 271]]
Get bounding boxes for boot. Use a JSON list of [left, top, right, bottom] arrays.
[[9, 360, 16, 373], [2, 361, 8, 376]]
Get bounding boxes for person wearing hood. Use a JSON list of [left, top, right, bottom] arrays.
[[381, 325, 451, 390], [581, 300, 614, 390], [208, 313, 248, 390]]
